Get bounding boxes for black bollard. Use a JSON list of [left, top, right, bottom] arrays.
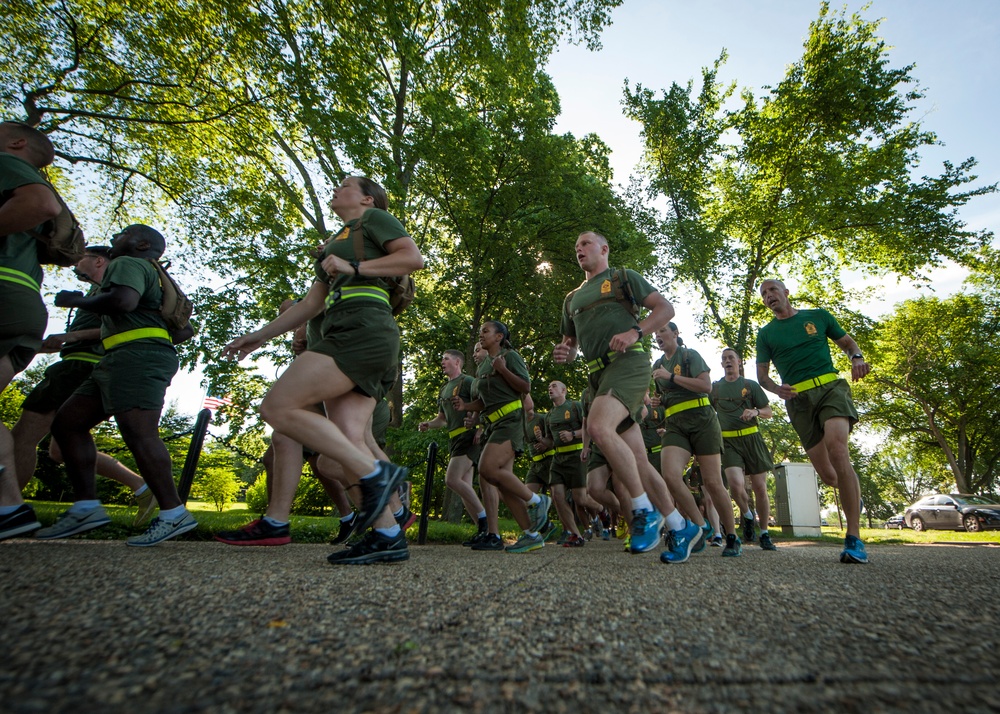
[[418, 441, 438, 545], [177, 408, 212, 504]]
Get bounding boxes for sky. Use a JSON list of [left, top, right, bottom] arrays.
[[159, 0, 1000, 418]]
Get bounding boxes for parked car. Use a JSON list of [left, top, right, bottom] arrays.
[[903, 494, 1000, 533], [884, 514, 907, 530]]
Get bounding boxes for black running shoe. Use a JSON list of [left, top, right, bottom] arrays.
[[214, 518, 290, 546], [470, 533, 504, 551], [463, 530, 488, 547], [355, 461, 409, 534], [327, 529, 409, 565], [0, 503, 41, 540], [742, 515, 756, 543], [330, 515, 357, 545]]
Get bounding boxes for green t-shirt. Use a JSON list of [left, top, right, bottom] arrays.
[[523, 411, 548, 457], [545, 399, 584, 446], [0, 152, 52, 288], [100, 256, 171, 346], [438, 374, 475, 432], [756, 308, 846, 385], [560, 268, 656, 361], [712, 377, 769, 432], [315, 208, 408, 298], [652, 346, 711, 409], [640, 404, 664, 449], [60, 289, 103, 358], [473, 348, 529, 414]]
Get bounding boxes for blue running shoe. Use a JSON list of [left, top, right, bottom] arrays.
[[659, 521, 703, 563], [629, 508, 663, 553], [691, 521, 713, 554], [840, 534, 868, 564], [722, 533, 743, 557]]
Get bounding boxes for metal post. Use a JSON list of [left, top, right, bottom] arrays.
[[418, 441, 438, 545], [177, 408, 212, 504]]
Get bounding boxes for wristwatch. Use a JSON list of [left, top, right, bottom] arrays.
[[349, 259, 361, 276], [850, 352, 864, 361], [633, 325, 643, 338]]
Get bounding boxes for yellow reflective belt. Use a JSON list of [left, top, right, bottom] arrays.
[[790, 372, 840, 393], [325, 285, 391, 310], [586, 344, 644, 373], [483, 400, 522, 424], [62, 352, 103, 364], [721, 425, 760, 438], [664, 397, 711, 417], [448, 426, 469, 438], [647, 444, 662, 454], [102, 327, 171, 350], [0, 267, 41, 292], [555, 443, 584, 453], [531, 449, 555, 462]]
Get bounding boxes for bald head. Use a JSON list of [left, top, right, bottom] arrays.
[[0, 121, 55, 168], [110, 223, 166, 259]]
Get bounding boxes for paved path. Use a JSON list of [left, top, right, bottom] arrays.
[[1, 537, 997, 713]]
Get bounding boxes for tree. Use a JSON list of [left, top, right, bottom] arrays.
[[623, 2, 995, 357], [192, 466, 240, 511], [854, 291, 1000, 495]]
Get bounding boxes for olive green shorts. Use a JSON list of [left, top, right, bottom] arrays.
[[786, 378, 858, 451], [482, 410, 524, 455], [312, 301, 399, 401], [0, 284, 47, 374], [549, 452, 587, 490], [74, 343, 178, 415], [587, 445, 608, 472], [587, 350, 650, 427], [646, 446, 661, 473], [449, 429, 481, 463], [21, 358, 96, 413], [526, 455, 552, 487], [721, 432, 774, 474], [660, 405, 723, 455]]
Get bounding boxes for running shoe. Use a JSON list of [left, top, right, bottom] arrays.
[[629, 508, 663, 554], [214, 518, 291, 546], [622, 535, 631, 552], [0, 504, 41, 540], [741, 515, 756, 543], [556, 530, 572, 545], [659, 521, 703, 564], [133, 488, 158, 526], [526, 494, 552, 532], [840, 534, 868, 564], [540, 520, 559, 542], [355, 461, 409, 534], [601, 528, 611, 541], [562, 533, 586, 547], [505, 532, 544, 553], [127, 512, 198, 547], [709, 534, 724, 547], [330, 515, 357, 545], [722, 533, 743, 557], [463, 530, 489, 547], [759, 531, 777, 551], [692, 521, 713, 554], [470, 533, 504, 551], [396, 506, 418, 531], [327, 529, 409, 564], [36, 506, 111, 540]]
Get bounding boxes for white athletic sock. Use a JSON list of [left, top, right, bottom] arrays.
[[262, 516, 288, 527], [525, 530, 539, 538], [360, 462, 380, 480], [67, 500, 101, 515], [527, 494, 541, 506], [743, 510, 754, 520], [665, 509, 686, 532], [134, 484, 149, 496], [159, 505, 186, 521], [376, 524, 401, 538], [476, 510, 486, 520], [631, 493, 652, 512], [340, 512, 355, 523]]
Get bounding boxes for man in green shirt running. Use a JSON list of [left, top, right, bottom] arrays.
[[0, 121, 62, 540], [756, 279, 871, 564]]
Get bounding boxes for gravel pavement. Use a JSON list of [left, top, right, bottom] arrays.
[[1, 536, 997, 713]]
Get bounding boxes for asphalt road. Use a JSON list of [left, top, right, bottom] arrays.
[[1, 536, 997, 713]]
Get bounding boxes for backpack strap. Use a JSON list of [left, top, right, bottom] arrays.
[[350, 210, 367, 262]]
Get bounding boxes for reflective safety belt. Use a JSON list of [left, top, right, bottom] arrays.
[[555, 443, 584, 453], [62, 352, 103, 364], [586, 344, 644, 374], [790, 372, 840, 393], [647, 444, 662, 454], [531, 449, 556, 462], [448, 426, 469, 438], [102, 327, 171, 351], [664, 396, 711, 417], [721, 425, 759, 438], [0, 267, 41, 292], [483, 400, 522, 424], [325, 285, 390, 310]]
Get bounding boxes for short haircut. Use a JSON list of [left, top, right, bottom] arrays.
[[443, 349, 464, 364], [0, 121, 55, 168], [84, 245, 112, 259], [759, 278, 786, 293], [122, 223, 166, 259], [580, 231, 608, 247], [351, 176, 389, 211]]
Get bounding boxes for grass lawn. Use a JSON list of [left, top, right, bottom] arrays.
[[23, 500, 1000, 546]]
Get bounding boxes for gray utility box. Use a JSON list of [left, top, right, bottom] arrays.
[[774, 462, 822, 537]]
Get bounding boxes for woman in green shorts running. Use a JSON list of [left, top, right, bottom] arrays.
[[451, 321, 551, 553], [222, 176, 423, 564]]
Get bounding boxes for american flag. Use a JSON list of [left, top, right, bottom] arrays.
[[202, 394, 233, 411]]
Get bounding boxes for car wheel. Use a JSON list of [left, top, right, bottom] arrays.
[[910, 515, 925, 532], [963, 514, 982, 533]]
